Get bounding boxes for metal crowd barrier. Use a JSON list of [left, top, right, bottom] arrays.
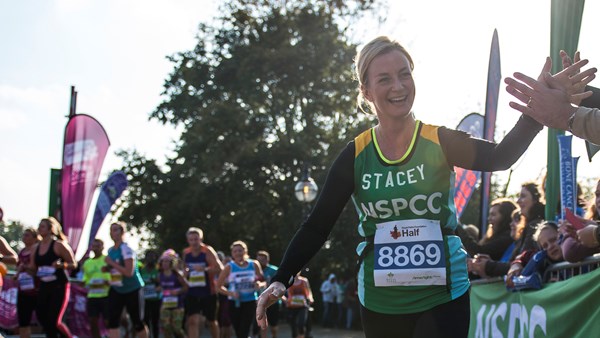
[[543, 253, 600, 282], [470, 253, 600, 285]]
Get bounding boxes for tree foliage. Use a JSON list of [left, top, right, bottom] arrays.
[[1, 220, 26, 252], [118, 0, 377, 277]]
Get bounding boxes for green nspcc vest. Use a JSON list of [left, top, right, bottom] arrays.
[[352, 121, 469, 314]]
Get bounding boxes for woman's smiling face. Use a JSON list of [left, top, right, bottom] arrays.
[[362, 49, 415, 120]]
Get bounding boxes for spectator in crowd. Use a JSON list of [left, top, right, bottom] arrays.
[[585, 179, 600, 221], [564, 178, 600, 258], [575, 183, 588, 216], [158, 249, 188, 338], [505, 221, 564, 288], [183, 227, 223, 338], [216, 251, 233, 338], [462, 224, 480, 242], [216, 240, 265, 338], [254, 250, 280, 338], [286, 271, 314, 338], [471, 209, 524, 278], [140, 249, 161, 338], [499, 210, 524, 262], [104, 221, 149, 338], [32, 217, 76, 338], [474, 182, 545, 278], [82, 238, 111, 338], [319, 273, 337, 328], [458, 198, 518, 260], [343, 275, 359, 330], [15, 228, 40, 338], [335, 275, 346, 328], [515, 181, 546, 245]]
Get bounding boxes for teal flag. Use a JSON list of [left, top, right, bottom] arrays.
[[547, 0, 585, 220], [470, 269, 600, 337]]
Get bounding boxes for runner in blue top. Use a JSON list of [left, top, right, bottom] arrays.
[[217, 240, 265, 338], [104, 221, 148, 338]]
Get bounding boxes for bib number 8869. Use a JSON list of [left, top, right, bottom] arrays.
[[377, 244, 441, 268]]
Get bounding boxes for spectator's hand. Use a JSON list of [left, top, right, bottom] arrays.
[[504, 56, 595, 130], [559, 219, 577, 239], [256, 281, 286, 330], [536, 56, 552, 82], [577, 224, 600, 248], [474, 253, 490, 262], [470, 255, 490, 278], [467, 258, 476, 273], [556, 51, 597, 105], [505, 263, 523, 288]]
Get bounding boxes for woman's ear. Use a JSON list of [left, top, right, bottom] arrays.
[[361, 84, 372, 102]]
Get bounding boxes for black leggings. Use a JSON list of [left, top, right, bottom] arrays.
[[287, 307, 308, 337], [108, 287, 146, 332], [144, 299, 161, 338], [230, 300, 256, 338], [36, 282, 72, 338], [360, 291, 470, 338], [17, 291, 37, 327]]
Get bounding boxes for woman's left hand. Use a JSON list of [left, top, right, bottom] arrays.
[[256, 281, 286, 329]]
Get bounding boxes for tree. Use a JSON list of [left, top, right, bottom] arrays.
[[1, 220, 26, 252], [118, 0, 376, 275]]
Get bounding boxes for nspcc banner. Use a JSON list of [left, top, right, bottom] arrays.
[[469, 269, 600, 337], [61, 114, 110, 256]]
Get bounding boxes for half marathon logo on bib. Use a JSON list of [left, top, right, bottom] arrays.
[[373, 219, 446, 287]]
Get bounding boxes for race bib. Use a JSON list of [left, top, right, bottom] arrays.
[[110, 269, 123, 287], [143, 284, 159, 299], [188, 270, 207, 287], [37, 266, 57, 282], [373, 219, 446, 287], [162, 289, 179, 309], [290, 295, 306, 307], [233, 274, 255, 293], [18, 272, 35, 290], [88, 278, 108, 295]]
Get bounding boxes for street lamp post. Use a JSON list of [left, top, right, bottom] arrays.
[[293, 164, 319, 336], [294, 164, 319, 217]]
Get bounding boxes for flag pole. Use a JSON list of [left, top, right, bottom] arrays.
[[547, 0, 585, 220], [479, 29, 501, 234]]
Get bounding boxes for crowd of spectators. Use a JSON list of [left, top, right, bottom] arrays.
[[1, 177, 599, 336]]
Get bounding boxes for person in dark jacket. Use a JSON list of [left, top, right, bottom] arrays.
[[458, 198, 517, 261]]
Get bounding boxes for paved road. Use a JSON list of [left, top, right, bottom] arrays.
[[0, 322, 365, 338], [1, 325, 365, 338], [200, 325, 365, 338]]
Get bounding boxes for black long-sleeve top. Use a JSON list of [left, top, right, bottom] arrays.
[[273, 115, 542, 287]]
